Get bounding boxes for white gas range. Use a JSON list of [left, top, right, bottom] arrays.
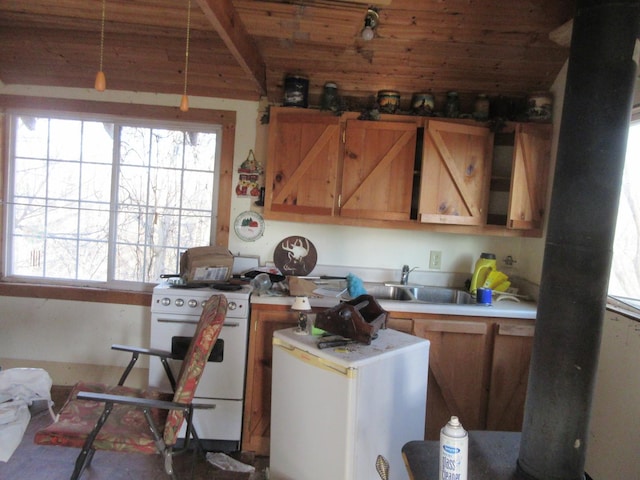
[[150, 282, 251, 451]]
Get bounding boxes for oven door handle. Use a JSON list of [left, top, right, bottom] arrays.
[[156, 319, 241, 327]]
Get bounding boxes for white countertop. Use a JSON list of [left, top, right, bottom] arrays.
[[251, 292, 537, 320]]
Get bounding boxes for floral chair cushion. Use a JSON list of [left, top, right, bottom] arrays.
[[164, 295, 227, 445], [34, 294, 228, 453], [34, 381, 171, 453]]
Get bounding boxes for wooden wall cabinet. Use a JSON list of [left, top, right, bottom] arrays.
[[264, 107, 420, 223], [265, 108, 341, 217], [264, 107, 552, 235], [418, 119, 494, 226], [341, 118, 417, 221], [488, 122, 553, 230]]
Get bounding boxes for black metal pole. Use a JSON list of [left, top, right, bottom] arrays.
[[517, 1, 640, 479]]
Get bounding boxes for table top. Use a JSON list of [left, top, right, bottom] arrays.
[[402, 431, 523, 480]]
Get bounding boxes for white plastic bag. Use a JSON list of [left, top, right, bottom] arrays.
[[0, 368, 54, 462], [0, 368, 53, 406], [206, 452, 255, 472]]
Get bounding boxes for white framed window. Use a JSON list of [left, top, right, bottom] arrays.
[[4, 111, 221, 289], [608, 119, 640, 309]]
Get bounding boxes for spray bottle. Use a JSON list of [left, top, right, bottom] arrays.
[[439, 416, 468, 480]]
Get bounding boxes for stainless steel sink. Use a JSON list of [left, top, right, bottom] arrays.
[[365, 285, 415, 301], [411, 286, 474, 305], [365, 284, 474, 305]]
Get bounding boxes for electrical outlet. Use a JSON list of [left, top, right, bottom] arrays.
[[429, 250, 442, 270]]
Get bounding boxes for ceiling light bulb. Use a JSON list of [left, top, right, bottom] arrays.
[[180, 94, 189, 112], [361, 8, 379, 41], [362, 25, 375, 41], [94, 71, 106, 92]]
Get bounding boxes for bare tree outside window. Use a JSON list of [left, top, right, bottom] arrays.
[[608, 122, 640, 301], [6, 113, 220, 286]]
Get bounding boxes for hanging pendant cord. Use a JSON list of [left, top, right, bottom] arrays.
[[183, 0, 192, 98], [98, 0, 106, 72]]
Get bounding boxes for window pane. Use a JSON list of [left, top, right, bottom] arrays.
[[48, 160, 80, 200], [185, 132, 217, 170], [609, 122, 640, 299], [49, 119, 82, 161], [119, 165, 149, 206], [151, 129, 184, 169], [11, 236, 45, 277], [15, 116, 48, 159], [115, 243, 144, 282], [79, 205, 110, 241], [12, 203, 46, 238], [80, 163, 112, 202], [152, 247, 181, 277], [150, 207, 180, 247], [13, 158, 47, 198], [182, 170, 213, 210], [179, 212, 213, 246], [7, 113, 219, 288], [82, 121, 114, 164], [77, 240, 109, 280], [120, 127, 150, 166], [152, 166, 182, 208], [114, 126, 216, 283], [45, 238, 78, 279], [116, 207, 147, 245]]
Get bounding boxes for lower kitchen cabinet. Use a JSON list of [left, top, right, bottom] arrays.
[[413, 317, 491, 439], [392, 312, 535, 440], [242, 304, 535, 452], [486, 322, 535, 431], [386, 315, 413, 333], [241, 304, 298, 455]]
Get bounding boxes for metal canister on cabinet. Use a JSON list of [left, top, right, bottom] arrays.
[[445, 91, 460, 118]]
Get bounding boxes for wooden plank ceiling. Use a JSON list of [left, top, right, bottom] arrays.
[[0, 0, 575, 112]]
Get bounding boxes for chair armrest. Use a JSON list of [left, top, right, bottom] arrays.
[[76, 391, 217, 411], [111, 344, 179, 388], [111, 344, 175, 359], [77, 391, 184, 410]]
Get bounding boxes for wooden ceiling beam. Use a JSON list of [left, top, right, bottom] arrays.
[[196, 0, 267, 96]]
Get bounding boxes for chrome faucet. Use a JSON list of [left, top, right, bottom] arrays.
[[400, 265, 418, 285]]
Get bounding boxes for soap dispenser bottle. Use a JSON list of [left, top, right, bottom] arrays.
[[470, 252, 497, 295]]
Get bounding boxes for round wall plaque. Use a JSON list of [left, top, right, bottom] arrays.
[[273, 236, 317, 276], [234, 211, 265, 242]]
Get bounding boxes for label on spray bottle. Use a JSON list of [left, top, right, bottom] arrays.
[[439, 416, 468, 480]]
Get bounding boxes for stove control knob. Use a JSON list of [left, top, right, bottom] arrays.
[[175, 298, 184, 307], [187, 299, 198, 308], [228, 301, 238, 310], [161, 297, 171, 306]]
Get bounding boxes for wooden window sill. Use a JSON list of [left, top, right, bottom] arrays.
[[0, 281, 151, 307]]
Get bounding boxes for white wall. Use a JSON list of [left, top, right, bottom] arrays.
[[0, 296, 150, 387], [0, 84, 545, 384], [1, 84, 537, 279], [586, 311, 640, 478]]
